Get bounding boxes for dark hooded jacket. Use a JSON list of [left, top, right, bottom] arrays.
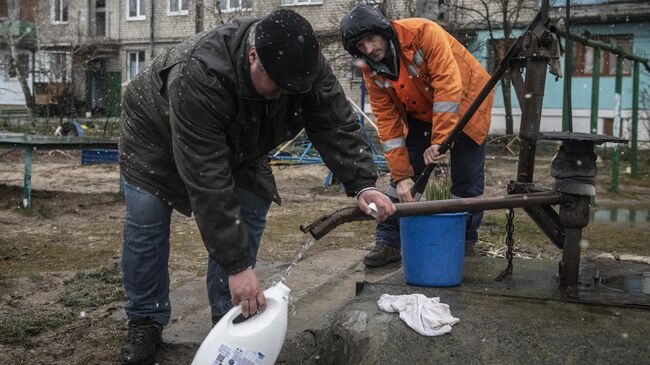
[[340, 4, 401, 80], [119, 16, 377, 274]]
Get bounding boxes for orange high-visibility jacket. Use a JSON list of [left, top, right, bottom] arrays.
[[363, 18, 494, 182]]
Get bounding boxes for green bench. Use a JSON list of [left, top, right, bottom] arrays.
[[0, 132, 119, 208], [0, 108, 29, 124]]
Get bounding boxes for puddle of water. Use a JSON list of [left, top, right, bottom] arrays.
[[281, 237, 317, 283], [590, 208, 649, 223], [599, 272, 650, 295]]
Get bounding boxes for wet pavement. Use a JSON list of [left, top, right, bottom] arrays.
[[126, 250, 650, 363], [278, 256, 650, 364]]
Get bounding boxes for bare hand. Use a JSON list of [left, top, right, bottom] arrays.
[[396, 178, 416, 203], [358, 189, 396, 222], [423, 144, 445, 165], [228, 267, 266, 318]]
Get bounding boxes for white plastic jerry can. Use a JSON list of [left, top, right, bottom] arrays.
[[192, 282, 291, 365]]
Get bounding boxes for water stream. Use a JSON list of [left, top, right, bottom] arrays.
[[281, 237, 317, 283]]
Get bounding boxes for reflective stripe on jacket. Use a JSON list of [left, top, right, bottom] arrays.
[[364, 18, 493, 182]]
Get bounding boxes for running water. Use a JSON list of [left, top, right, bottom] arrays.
[[281, 237, 317, 283]]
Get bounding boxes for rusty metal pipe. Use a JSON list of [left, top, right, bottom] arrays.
[[300, 192, 564, 240]]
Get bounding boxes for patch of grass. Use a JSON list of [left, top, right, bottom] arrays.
[[0, 308, 76, 345], [27, 273, 44, 283], [619, 173, 650, 188], [0, 221, 123, 278], [425, 176, 451, 201], [582, 222, 650, 256], [58, 263, 125, 308], [14, 203, 55, 219], [480, 210, 548, 247], [480, 208, 650, 257]]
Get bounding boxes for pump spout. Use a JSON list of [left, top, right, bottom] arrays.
[[300, 206, 373, 240], [300, 191, 564, 240]]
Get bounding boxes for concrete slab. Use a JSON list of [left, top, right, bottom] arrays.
[[278, 256, 650, 364], [156, 249, 400, 344]]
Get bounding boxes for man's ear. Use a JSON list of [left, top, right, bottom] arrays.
[[248, 47, 257, 66]]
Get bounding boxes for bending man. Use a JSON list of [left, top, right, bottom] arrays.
[[119, 8, 395, 364]]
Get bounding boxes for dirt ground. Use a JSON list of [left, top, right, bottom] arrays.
[[1, 144, 649, 364]]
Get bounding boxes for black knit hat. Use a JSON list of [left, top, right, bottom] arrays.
[[255, 8, 320, 94]]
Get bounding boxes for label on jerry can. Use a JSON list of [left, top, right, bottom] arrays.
[[212, 343, 266, 365]]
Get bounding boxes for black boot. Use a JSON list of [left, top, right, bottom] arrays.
[[120, 316, 163, 365], [363, 242, 401, 267]]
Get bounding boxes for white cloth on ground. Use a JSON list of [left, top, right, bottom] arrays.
[[377, 293, 459, 336]]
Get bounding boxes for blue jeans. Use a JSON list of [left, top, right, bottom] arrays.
[[376, 118, 485, 248], [122, 180, 271, 325]]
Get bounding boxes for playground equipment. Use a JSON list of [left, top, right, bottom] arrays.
[[270, 99, 386, 171], [270, 100, 387, 189]]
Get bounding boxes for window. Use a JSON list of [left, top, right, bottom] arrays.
[[437, 0, 446, 21], [94, 0, 106, 36], [128, 51, 145, 80], [280, 0, 323, 6], [603, 117, 613, 136], [573, 34, 633, 77], [0, 0, 8, 19], [49, 53, 69, 81], [218, 0, 253, 12], [550, 0, 611, 6], [351, 62, 363, 82], [52, 0, 68, 23], [169, 0, 188, 14], [33, 52, 70, 82], [128, 0, 145, 19]]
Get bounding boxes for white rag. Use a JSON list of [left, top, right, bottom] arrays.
[[377, 293, 459, 336]]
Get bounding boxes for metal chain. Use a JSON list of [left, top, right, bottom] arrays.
[[496, 208, 515, 281]]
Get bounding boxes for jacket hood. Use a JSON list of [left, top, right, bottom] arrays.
[[340, 4, 397, 59]]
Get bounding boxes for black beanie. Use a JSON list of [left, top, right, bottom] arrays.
[[255, 9, 320, 94]]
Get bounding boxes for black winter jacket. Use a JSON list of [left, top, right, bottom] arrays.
[[119, 17, 377, 274]]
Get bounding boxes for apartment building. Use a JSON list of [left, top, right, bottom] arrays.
[[2, 0, 429, 117]]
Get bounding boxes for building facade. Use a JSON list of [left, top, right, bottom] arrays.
[[462, 0, 650, 144], [5, 0, 646, 146], [0, 0, 421, 117]]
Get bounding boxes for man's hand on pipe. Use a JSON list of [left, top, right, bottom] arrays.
[[396, 178, 415, 203], [423, 144, 446, 165], [357, 189, 396, 222]]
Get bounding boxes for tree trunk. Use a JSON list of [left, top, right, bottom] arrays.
[[9, 44, 36, 127], [502, 71, 514, 135], [16, 69, 36, 126]]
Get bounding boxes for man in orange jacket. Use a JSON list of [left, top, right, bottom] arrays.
[[340, 4, 493, 267]]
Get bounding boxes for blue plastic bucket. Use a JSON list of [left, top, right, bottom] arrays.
[[400, 212, 468, 286]]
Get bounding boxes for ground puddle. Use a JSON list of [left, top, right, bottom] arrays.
[[591, 208, 649, 223], [600, 272, 650, 295]]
